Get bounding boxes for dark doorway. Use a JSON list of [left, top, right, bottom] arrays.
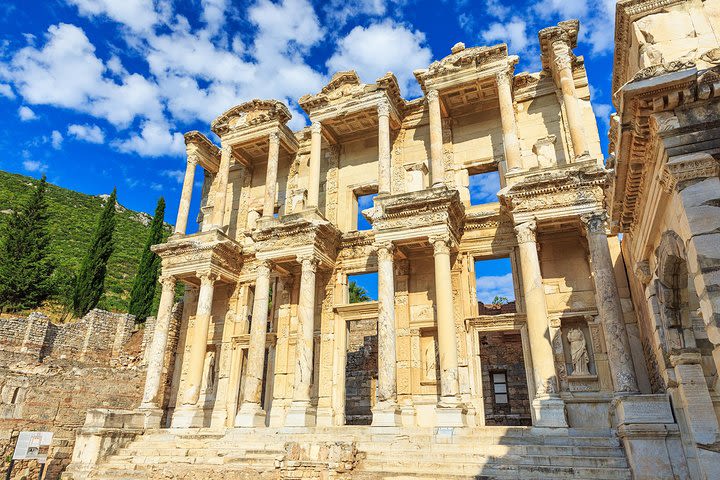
[[345, 319, 377, 425]]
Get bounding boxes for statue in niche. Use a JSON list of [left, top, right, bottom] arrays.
[[423, 337, 439, 381], [567, 328, 590, 376], [201, 350, 216, 394]]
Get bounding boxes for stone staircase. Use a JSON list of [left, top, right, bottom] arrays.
[[78, 426, 632, 480]]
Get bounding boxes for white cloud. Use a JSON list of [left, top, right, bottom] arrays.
[[65, 0, 164, 33], [112, 121, 185, 157], [149, 182, 164, 191], [0, 83, 15, 99], [327, 20, 432, 97], [532, 0, 588, 20], [18, 105, 37, 120], [2, 23, 164, 127], [481, 17, 530, 54], [23, 160, 47, 172], [201, 0, 229, 34], [593, 102, 612, 133], [469, 171, 500, 204], [323, 0, 393, 27], [476, 273, 515, 303], [161, 169, 185, 184], [68, 123, 105, 143], [51, 130, 63, 149]]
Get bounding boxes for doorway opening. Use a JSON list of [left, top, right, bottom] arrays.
[[344, 318, 378, 425], [479, 330, 531, 426]]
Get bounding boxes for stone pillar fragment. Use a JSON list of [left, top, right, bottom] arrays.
[[582, 212, 639, 393], [550, 43, 587, 158], [140, 275, 177, 409], [285, 254, 318, 426], [514, 221, 567, 427], [182, 272, 216, 406], [427, 89, 445, 187], [175, 156, 197, 235], [262, 132, 280, 218], [307, 121, 322, 208], [496, 69, 522, 171], [377, 99, 392, 195], [236, 261, 273, 427], [430, 235, 465, 426], [372, 241, 400, 426], [210, 145, 231, 228]]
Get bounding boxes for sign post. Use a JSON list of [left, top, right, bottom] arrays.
[[6, 432, 53, 480]]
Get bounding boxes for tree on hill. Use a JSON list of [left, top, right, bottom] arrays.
[[0, 175, 55, 312], [128, 197, 166, 322], [349, 281, 370, 303], [72, 188, 117, 317]]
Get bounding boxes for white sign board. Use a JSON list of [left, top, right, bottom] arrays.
[[12, 431, 53, 463]]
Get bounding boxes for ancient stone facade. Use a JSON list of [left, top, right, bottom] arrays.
[[57, 3, 720, 479]]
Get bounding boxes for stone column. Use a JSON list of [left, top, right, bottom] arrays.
[[210, 145, 231, 228], [182, 272, 216, 406], [515, 221, 567, 427], [285, 254, 318, 426], [427, 89, 445, 187], [582, 212, 639, 393], [372, 241, 401, 426], [496, 68, 522, 172], [377, 99, 392, 195], [551, 43, 587, 158], [430, 235, 465, 426], [236, 261, 273, 427], [262, 131, 280, 218], [140, 275, 177, 410], [307, 121, 322, 208], [175, 155, 198, 235]]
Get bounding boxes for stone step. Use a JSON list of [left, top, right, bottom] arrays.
[[357, 452, 627, 468]]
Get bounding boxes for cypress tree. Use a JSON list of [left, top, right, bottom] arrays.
[[128, 197, 166, 321], [0, 175, 55, 311], [72, 188, 117, 317]]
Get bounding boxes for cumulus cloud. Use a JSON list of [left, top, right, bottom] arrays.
[[161, 169, 185, 184], [592, 102, 612, 133], [476, 273, 515, 303], [323, 0, 404, 27], [51, 130, 63, 149], [327, 20, 432, 97], [18, 105, 37, 120], [469, 171, 500, 205], [65, 0, 165, 33], [68, 123, 105, 143], [112, 121, 185, 157], [23, 159, 47, 172], [0, 83, 15, 99], [481, 17, 530, 54]]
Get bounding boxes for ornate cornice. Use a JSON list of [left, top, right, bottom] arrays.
[[661, 152, 720, 193], [211, 99, 292, 137], [413, 43, 508, 92]]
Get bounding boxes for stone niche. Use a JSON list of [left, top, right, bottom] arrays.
[[560, 318, 599, 392]]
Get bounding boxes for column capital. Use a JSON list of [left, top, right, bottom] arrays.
[[426, 89, 439, 102], [158, 275, 177, 289], [196, 271, 218, 286], [581, 211, 609, 235], [551, 42, 573, 72], [429, 234, 451, 256], [377, 98, 390, 117], [310, 120, 322, 134], [495, 68, 514, 88], [256, 259, 273, 276], [268, 131, 280, 146], [514, 221, 537, 244], [297, 254, 318, 272], [187, 154, 199, 166], [374, 241, 395, 261]]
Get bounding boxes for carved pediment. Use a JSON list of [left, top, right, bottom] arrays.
[[414, 43, 508, 89], [211, 99, 292, 137]]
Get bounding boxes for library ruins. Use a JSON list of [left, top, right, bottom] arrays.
[[2, 0, 720, 478]]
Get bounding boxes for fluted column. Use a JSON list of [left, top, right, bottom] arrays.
[[496, 69, 522, 171], [262, 131, 280, 218], [427, 89, 445, 187], [175, 156, 197, 235], [140, 275, 177, 409], [378, 99, 392, 195], [372, 241, 400, 426], [307, 121, 322, 208], [236, 261, 273, 426], [210, 145, 231, 228], [551, 43, 588, 158], [182, 272, 216, 406], [515, 221, 567, 427], [582, 212, 639, 393], [286, 254, 318, 426]]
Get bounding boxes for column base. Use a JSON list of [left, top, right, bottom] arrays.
[[284, 401, 316, 427], [371, 402, 401, 427], [234, 402, 267, 428], [435, 404, 467, 428], [400, 403, 416, 427], [170, 406, 206, 428], [531, 395, 568, 428], [136, 406, 164, 429], [315, 406, 335, 427]]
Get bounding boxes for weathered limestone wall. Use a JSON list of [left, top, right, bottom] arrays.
[[0, 309, 159, 479]]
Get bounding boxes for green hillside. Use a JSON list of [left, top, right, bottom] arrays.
[[0, 170, 171, 313]]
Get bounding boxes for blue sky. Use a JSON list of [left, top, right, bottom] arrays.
[[0, 0, 616, 301]]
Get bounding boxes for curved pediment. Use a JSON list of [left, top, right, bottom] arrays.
[[211, 99, 292, 137]]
